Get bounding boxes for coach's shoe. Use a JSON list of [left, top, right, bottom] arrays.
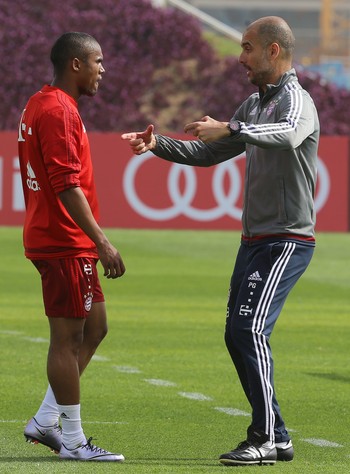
[[24, 417, 62, 453], [219, 430, 277, 466], [59, 437, 125, 462], [276, 440, 294, 461]]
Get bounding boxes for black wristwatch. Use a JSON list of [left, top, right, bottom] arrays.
[[227, 119, 241, 136]]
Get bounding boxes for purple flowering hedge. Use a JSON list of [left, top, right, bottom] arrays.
[[1, 0, 349, 134]]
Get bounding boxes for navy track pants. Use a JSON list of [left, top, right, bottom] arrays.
[[225, 239, 314, 443]]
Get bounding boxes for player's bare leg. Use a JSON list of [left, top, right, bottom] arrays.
[[78, 301, 108, 374], [47, 308, 124, 461], [45, 317, 86, 450], [47, 317, 85, 405]]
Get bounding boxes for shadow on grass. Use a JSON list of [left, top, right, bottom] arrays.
[[0, 456, 57, 463], [125, 458, 217, 465], [0, 456, 218, 467], [307, 372, 350, 383]]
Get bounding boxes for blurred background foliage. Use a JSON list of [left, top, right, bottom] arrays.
[[1, 0, 349, 134]]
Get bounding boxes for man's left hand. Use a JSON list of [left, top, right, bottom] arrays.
[[184, 116, 230, 143]]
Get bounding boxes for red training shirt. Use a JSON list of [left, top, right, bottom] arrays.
[[18, 85, 99, 259]]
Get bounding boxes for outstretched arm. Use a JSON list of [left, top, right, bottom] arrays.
[[122, 121, 245, 166], [121, 124, 157, 155]]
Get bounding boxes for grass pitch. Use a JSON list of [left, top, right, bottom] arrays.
[[0, 227, 349, 473]]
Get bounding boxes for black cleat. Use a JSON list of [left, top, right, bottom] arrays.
[[219, 440, 277, 466], [219, 429, 277, 466], [276, 440, 294, 462]]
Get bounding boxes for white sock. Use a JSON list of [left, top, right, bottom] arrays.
[[57, 404, 86, 449], [34, 385, 59, 427]]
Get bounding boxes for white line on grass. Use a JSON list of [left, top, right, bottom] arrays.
[[301, 438, 344, 448], [4, 328, 347, 455], [0, 420, 27, 423], [1, 331, 49, 343], [0, 330, 24, 336], [214, 407, 250, 417], [22, 337, 49, 343], [178, 392, 213, 401], [112, 365, 142, 374], [91, 355, 111, 362], [83, 421, 128, 425], [143, 378, 177, 387], [0, 419, 128, 425]]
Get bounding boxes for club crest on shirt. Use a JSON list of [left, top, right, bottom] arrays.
[[266, 100, 278, 117], [266, 95, 282, 117], [84, 294, 93, 311]]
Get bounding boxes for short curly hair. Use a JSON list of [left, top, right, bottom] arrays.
[[50, 32, 99, 76]]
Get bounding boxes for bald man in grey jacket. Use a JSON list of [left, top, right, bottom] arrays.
[[122, 16, 319, 467]]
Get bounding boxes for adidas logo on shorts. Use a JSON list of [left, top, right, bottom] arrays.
[[248, 271, 263, 281]]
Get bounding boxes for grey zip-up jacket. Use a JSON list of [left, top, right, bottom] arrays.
[[153, 69, 320, 238]]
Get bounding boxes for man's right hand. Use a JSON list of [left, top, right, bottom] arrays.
[[121, 124, 156, 155], [97, 238, 126, 279]]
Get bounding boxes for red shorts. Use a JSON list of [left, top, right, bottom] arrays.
[[32, 257, 105, 318]]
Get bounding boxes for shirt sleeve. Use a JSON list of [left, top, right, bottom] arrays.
[[38, 106, 82, 194], [153, 135, 245, 167]]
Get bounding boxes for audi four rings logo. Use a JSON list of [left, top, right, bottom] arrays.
[[123, 151, 330, 222]]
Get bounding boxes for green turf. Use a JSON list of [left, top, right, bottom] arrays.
[[0, 227, 349, 473]]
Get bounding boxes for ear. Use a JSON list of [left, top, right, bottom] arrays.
[[270, 42, 280, 60], [72, 57, 81, 72]]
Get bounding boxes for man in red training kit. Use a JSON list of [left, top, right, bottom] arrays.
[[18, 32, 125, 462]]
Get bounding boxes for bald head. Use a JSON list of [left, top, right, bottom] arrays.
[[239, 16, 295, 90], [246, 16, 295, 61]]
